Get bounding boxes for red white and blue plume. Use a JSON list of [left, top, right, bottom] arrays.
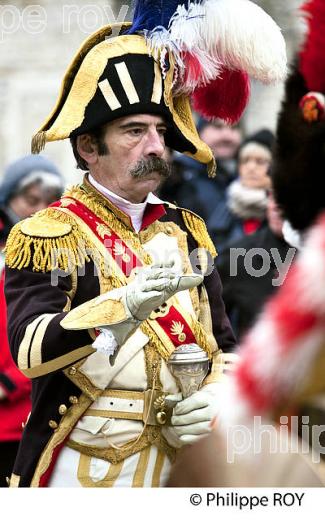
[[127, 0, 287, 124]]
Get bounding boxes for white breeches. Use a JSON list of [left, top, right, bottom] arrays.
[[47, 445, 171, 487]]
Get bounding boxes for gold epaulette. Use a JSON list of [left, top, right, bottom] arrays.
[[180, 208, 217, 259], [5, 208, 90, 272]]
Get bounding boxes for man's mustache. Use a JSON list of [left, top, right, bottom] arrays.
[[129, 157, 171, 179]]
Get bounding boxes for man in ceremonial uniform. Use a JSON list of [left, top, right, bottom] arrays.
[[4, 1, 286, 487]]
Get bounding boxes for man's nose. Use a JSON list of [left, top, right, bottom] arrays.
[[143, 128, 165, 158]]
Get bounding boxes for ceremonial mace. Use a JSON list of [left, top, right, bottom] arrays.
[[154, 344, 210, 425], [149, 343, 209, 426], [167, 343, 210, 398]]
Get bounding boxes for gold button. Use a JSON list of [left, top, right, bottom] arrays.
[[69, 396, 79, 405], [166, 226, 173, 235], [69, 366, 77, 376], [156, 411, 167, 425], [49, 420, 58, 429], [59, 405, 67, 415]]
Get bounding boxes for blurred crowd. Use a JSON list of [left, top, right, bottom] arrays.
[[159, 118, 294, 341]]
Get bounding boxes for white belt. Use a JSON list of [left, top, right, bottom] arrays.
[[84, 388, 172, 426]]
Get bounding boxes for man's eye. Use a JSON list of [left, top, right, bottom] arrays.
[[158, 128, 167, 136], [129, 128, 143, 136]]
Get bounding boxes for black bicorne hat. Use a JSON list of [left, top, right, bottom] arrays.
[[31, 2, 286, 178]]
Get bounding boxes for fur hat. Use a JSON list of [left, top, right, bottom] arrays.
[[273, 0, 325, 231]]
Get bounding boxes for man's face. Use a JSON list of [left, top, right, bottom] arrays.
[[88, 114, 170, 203], [199, 123, 242, 160], [9, 182, 59, 220]]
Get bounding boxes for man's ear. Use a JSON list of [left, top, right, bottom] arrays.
[[76, 134, 98, 166]]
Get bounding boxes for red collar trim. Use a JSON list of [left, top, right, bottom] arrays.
[[141, 203, 166, 231]]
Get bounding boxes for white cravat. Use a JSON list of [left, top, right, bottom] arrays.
[[88, 174, 164, 232]]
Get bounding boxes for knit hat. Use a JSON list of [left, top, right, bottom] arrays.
[[31, 1, 286, 178], [240, 129, 275, 155], [0, 154, 63, 205]]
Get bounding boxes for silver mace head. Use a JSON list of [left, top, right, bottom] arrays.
[[167, 343, 210, 398]]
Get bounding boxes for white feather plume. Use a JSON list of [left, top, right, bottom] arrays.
[[146, 23, 222, 92], [169, 0, 287, 84]]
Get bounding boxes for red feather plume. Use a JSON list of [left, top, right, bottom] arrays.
[[299, 0, 325, 92], [182, 52, 204, 86], [191, 68, 250, 125]]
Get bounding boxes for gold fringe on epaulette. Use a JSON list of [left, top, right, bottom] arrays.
[[31, 131, 47, 154], [181, 210, 217, 258], [5, 210, 91, 272], [207, 157, 217, 178]]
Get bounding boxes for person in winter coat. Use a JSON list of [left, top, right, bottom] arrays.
[[217, 190, 296, 340], [0, 154, 64, 486], [208, 129, 274, 253]]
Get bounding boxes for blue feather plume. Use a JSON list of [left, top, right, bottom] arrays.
[[126, 0, 183, 34]]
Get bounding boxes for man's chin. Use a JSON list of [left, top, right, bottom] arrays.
[[130, 176, 164, 202]]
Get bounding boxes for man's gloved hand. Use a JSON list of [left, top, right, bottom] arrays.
[[125, 260, 203, 321], [61, 259, 203, 348], [162, 384, 220, 448]]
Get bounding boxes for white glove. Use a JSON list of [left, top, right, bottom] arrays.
[[108, 261, 202, 345], [163, 384, 220, 448], [125, 260, 203, 321], [62, 260, 203, 351]]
